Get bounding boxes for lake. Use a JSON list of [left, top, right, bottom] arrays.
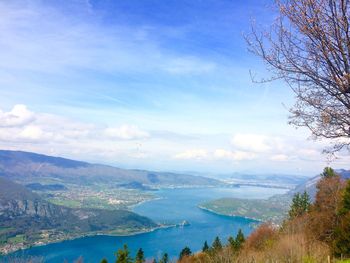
[[4, 186, 288, 262]]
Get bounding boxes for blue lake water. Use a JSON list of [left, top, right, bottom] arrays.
[[4, 186, 288, 262]]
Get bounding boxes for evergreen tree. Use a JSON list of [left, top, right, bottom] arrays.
[[211, 236, 222, 251], [115, 244, 133, 263], [334, 180, 350, 257], [179, 246, 191, 260], [288, 191, 310, 219], [228, 236, 236, 250], [100, 259, 108, 263], [202, 241, 209, 252], [321, 167, 336, 178], [235, 229, 245, 250], [159, 253, 168, 263], [135, 248, 145, 263], [340, 179, 350, 214]]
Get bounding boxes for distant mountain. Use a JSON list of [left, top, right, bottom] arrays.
[[223, 173, 308, 189], [289, 169, 350, 200], [0, 150, 221, 187], [0, 177, 157, 253], [200, 169, 350, 224]]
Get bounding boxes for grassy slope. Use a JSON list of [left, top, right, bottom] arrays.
[[200, 194, 291, 223]]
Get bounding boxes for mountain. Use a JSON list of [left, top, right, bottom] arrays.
[[289, 169, 350, 200], [0, 150, 221, 187], [222, 173, 308, 189], [199, 169, 350, 224], [0, 177, 157, 254]]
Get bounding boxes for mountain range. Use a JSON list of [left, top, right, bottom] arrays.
[[0, 150, 221, 187]]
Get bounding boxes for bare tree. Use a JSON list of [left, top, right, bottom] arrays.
[[246, 0, 350, 153]]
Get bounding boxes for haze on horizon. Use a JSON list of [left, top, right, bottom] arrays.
[[0, 0, 349, 176]]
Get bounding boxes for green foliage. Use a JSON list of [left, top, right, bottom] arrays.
[[340, 180, 350, 214], [179, 246, 191, 260], [159, 253, 168, 263], [228, 236, 235, 249], [235, 229, 245, 250], [100, 259, 108, 263], [334, 180, 350, 257], [321, 167, 336, 178], [115, 244, 133, 263], [228, 229, 245, 252], [211, 236, 222, 251], [288, 191, 311, 219], [202, 241, 209, 252], [135, 248, 145, 263]]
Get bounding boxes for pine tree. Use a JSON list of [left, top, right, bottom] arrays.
[[288, 191, 310, 219], [301, 191, 311, 212], [340, 179, 350, 214], [115, 244, 133, 263], [211, 236, 222, 251], [334, 180, 350, 257], [321, 167, 336, 178], [235, 229, 245, 250], [159, 253, 168, 263], [179, 246, 191, 260], [202, 241, 209, 252], [100, 259, 108, 263], [135, 248, 145, 263], [228, 236, 236, 250]]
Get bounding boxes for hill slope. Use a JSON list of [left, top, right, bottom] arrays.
[[0, 150, 221, 187], [200, 170, 350, 223], [0, 177, 157, 254]]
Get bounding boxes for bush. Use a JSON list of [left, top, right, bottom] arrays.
[[242, 223, 277, 251]]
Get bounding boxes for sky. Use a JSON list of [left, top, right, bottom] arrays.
[[0, 0, 349, 176]]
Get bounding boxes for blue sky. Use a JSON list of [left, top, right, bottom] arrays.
[[0, 0, 348, 176]]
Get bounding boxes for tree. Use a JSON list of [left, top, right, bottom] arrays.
[[228, 229, 245, 252], [246, 0, 350, 153], [135, 248, 145, 263], [152, 259, 157, 263], [288, 191, 311, 219], [334, 179, 350, 257], [235, 229, 245, 250], [202, 241, 209, 252], [321, 167, 337, 178], [115, 244, 133, 263], [342, 179, 350, 213], [179, 246, 191, 260], [100, 259, 108, 263], [211, 236, 222, 251], [159, 253, 168, 263], [228, 236, 236, 250], [307, 174, 345, 248]]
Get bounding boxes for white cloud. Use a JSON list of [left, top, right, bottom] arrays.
[[270, 154, 289, 161], [174, 149, 208, 160], [231, 133, 271, 152], [297, 148, 319, 157], [19, 125, 52, 141], [214, 149, 256, 161], [104, 125, 149, 140], [0, 104, 35, 127]]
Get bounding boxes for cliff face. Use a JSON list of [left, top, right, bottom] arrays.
[[0, 198, 70, 219], [0, 177, 65, 219], [0, 178, 157, 240]]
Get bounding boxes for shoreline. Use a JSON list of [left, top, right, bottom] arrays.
[[197, 205, 264, 223], [0, 224, 176, 256]]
